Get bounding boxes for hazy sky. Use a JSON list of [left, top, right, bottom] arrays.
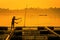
[[0, 0, 60, 9], [0, 0, 60, 26]]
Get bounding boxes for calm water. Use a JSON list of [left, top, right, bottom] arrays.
[[0, 27, 60, 40]]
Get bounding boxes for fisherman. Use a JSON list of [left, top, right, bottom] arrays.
[[11, 16, 21, 29]]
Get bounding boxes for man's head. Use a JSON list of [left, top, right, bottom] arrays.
[[13, 16, 15, 18]]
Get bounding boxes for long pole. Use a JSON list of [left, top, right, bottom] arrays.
[[45, 26, 60, 37], [24, 5, 27, 27]]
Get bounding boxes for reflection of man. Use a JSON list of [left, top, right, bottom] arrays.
[[11, 16, 21, 29]]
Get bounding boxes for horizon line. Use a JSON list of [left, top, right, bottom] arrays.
[[0, 7, 60, 10]]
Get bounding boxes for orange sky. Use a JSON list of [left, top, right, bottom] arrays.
[[0, 0, 60, 26], [0, 0, 60, 9]]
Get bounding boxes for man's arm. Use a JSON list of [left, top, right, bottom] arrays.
[[15, 18, 22, 20], [14, 22, 18, 24]]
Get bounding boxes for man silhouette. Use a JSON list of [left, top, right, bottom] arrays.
[[11, 16, 15, 29], [11, 16, 21, 29]]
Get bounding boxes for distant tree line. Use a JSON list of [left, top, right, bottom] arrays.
[[0, 7, 60, 13]]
